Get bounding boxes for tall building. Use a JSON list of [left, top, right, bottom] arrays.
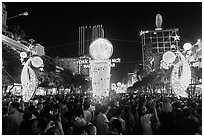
[[78, 25, 104, 56], [140, 28, 180, 73]]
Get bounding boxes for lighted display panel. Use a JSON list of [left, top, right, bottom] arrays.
[[140, 29, 179, 73], [90, 60, 111, 98]]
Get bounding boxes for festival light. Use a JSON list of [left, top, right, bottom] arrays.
[[31, 56, 43, 68], [162, 51, 176, 63], [89, 38, 113, 60], [20, 52, 27, 58], [21, 58, 38, 102], [183, 43, 192, 51], [89, 59, 111, 98], [171, 51, 191, 98]]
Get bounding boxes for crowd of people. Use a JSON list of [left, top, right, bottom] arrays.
[[2, 91, 202, 135]]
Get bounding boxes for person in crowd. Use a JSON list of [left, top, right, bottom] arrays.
[[2, 106, 9, 135], [33, 102, 43, 119], [121, 105, 135, 134], [83, 99, 92, 123], [95, 104, 110, 135], [179, 107, 200, 134], [67, 108, 96, 135], [107, 118, 123, 135], [43, 120, 64, 135], [131, 103, 140, 134], [158, 97, 176, 135], [138, 106, 153, 135], [18, 111, 33, 135], [110, 106, 126, 134], [106, 100, 117, 120], [3, 102, 24, 135], [30, 118, 47, 135], [41, 104, 55, 125], [172, 100, 184, 134]]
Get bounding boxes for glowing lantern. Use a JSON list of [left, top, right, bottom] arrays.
[[31, 56, 43, 68], [20, 52, 27, 58], [162, 51, 176, 63], [183, 43, 192, 51]]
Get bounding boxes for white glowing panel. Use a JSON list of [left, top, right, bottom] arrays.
[[90, 60, 111, 98], [21, 58, 38, 102], [171, 51, 191, 97], [89, 38, 113, 60]]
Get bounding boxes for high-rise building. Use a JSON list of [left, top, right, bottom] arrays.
[[78, 25, 104, 56]]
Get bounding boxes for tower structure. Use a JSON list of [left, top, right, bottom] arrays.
[[140, 14, 180, 74]]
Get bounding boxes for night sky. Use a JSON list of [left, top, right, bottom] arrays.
[[4, 2, 202, 83]]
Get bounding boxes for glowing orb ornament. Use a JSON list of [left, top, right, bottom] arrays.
[[31, 56, 43, 68], [183, 43, 192, 51], [162, 51, 176, 63], [20, 52, 27, 58], [89, 38, 113, 60]]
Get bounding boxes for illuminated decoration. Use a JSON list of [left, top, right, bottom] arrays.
[[172, 34, 180, 41], [89, 38, 113, 60], [170, 44, 176, 49], [20, 52, 27, 58], [117, 82, 122, 87], [140, 27, 179, 74], [89, 59, 111, 98], [162, 51, 176, 63], [171, 51, 191, 97], [21, 58, 39, 102], [31, 56, 43, 68], [155, 14, 163, 30], [183, 43, 192, 51], [160, 60, 172, 70]]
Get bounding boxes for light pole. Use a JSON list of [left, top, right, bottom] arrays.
[[7, 12, 28, 20]]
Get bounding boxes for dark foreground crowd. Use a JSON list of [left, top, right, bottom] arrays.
[[2, 92, 202, 135]]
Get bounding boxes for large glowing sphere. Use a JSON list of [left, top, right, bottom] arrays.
[[162, 51, 176, 63], [20, 52, 27, 58], [31, 56, 43, 68], [89, 38, 113, 60], [183, 43, 192, 51]]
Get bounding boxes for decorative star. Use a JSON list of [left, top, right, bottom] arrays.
[[171, 44, 176, 49], [172, 34, 180, 41]]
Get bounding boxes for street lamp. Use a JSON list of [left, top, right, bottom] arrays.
[[7, 12, 28, 20]]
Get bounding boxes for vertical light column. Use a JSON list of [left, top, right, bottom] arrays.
[[90, 60, 111, 98]]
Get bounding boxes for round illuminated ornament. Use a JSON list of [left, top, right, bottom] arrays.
[[162, 51, 176, 63], [89, 38, 113, 60], [183, 43, 192, 51], [20, 52, 27, 58], [31, 56, 43, 68]]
